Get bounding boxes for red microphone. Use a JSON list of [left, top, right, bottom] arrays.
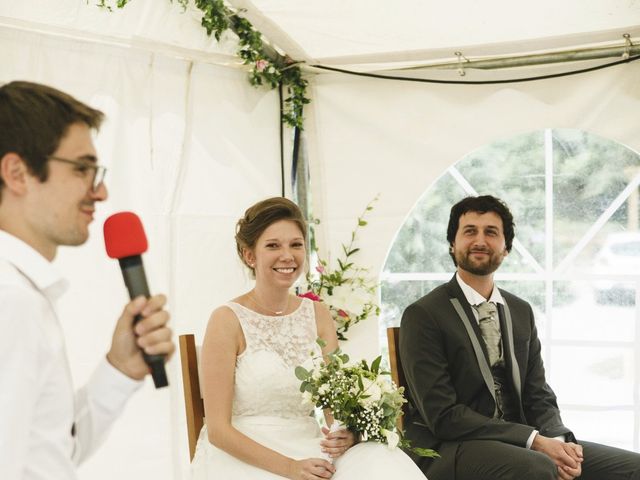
[[104, 212, 168, 388]]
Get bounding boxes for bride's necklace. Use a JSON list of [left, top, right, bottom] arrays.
[[249, 291, 289, 315]]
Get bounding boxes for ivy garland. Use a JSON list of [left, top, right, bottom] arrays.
[[97, 0, 309, 128]]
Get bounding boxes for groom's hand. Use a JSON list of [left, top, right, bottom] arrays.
[[532, 435, 582, 479], [320, 426, 356, 458], [557, 442, 583, 480]]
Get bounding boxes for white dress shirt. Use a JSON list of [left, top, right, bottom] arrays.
[[456, 272, 505, 322], [0, 230, 142, 480]]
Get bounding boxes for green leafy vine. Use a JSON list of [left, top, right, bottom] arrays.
[[97, 0, 309, 128]]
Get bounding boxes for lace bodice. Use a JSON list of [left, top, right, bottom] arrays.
[[226, 298, 321, 418]]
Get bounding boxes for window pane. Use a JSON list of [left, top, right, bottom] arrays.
[[497, 280, 545, 315], [553, 129, 640, 270], [561, 409, 635, 450], [552, 280, 635, 342], [384, 174, 465, 273], [550, 346, 635, 406], [380, 279, 443, 328]]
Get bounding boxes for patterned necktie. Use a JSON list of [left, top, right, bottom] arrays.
[[476, 301, 502, 366]]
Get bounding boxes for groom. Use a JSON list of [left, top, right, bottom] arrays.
[[400, 195, 640, 480]]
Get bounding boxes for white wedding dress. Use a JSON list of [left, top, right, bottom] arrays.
[[191, 298, 427, 479]]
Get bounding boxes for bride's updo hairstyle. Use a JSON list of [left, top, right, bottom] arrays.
[[235, 197, 307, 275]]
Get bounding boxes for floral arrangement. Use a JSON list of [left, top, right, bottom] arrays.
[[295, 341, 439, 457], [97, 0, 309, 128], [299, 197, 380, 340]]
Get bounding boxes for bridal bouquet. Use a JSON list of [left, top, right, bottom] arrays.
[[295, 342, 438, 457]]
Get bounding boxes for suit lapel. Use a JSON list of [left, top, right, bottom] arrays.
[[499, 301, 522, 401]]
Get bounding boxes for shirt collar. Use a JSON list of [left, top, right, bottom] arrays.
[[456, 271, 504, 306], [0, 230, 68, 300]]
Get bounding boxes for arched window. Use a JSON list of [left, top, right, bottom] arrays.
[[381, 129, 640, 451]]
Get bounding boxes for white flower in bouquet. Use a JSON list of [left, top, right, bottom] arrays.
[[381, 429, 400, 449], [378, 378, 394, 394], [301, 390, 313, 407]]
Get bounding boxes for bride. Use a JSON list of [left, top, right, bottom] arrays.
[[191, 197, 427, 479]]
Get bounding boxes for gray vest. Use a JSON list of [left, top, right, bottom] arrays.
[[491, 363, 520, 421]]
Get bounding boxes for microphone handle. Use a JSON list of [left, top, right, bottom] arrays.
[[118, 255, 168, 388]]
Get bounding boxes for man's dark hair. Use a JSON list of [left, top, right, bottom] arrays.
[[0, 81, 104, 196], [446, 195, 515, 263]]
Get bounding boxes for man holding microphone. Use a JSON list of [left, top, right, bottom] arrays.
[[0, 80, 174, 479]]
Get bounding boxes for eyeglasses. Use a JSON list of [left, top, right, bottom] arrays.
[[47, 156, 107, 192]]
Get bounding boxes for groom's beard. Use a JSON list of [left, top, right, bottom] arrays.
[[455, 247, 505, 276]]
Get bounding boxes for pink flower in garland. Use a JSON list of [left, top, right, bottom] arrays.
[[299, 291, 321, 302], [316, 265, 325, 274], [255, 59, 268, 72], [337, 309, 349, 318]]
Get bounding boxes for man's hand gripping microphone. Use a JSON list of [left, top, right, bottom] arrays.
[[104, 212, 168, 388]]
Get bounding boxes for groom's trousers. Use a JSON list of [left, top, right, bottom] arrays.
[[441, 439, 640, 480]]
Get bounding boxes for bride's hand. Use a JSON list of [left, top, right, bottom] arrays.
[[320, 427, 357, 459], [288, 458, 335, 479]]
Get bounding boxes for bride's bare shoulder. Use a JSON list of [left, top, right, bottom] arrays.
[[206, 303, 240, 330]]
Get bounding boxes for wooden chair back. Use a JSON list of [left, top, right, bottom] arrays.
[[386, 326, 408, 431], [179, 334, 205, 461]]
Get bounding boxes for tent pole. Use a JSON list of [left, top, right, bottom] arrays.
[[439, 45, 640, 70], [395, 42, 640, 72]]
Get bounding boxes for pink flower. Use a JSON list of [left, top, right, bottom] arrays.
[[315, 265, 325, 274], [299, 291, 321, 302], [337, 309, 349, 318], [255, 59, 268, 72]]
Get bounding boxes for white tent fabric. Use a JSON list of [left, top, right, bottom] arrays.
[[2, 1, 640, 479], [3, 1, 639, 68], [234, 0, 640, 66], [0, 1, 237, 59]]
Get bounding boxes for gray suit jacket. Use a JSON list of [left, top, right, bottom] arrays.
[[400, 275, 572, 477]]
